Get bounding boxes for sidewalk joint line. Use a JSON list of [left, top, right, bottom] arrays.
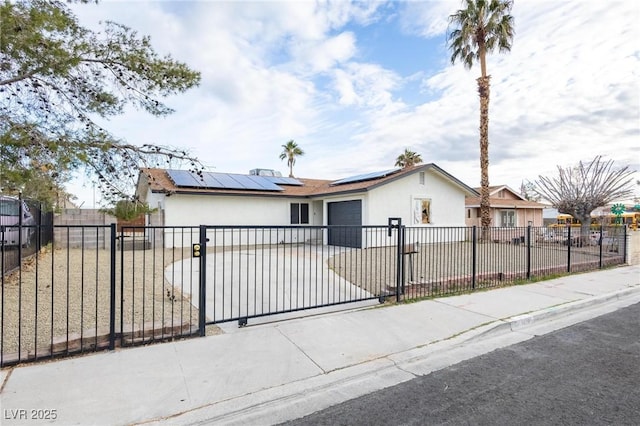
[[0, 367, 14, 393], [274, 326, 327, 374], [173, 345, 193, 403]]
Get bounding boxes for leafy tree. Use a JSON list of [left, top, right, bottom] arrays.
[[279, 140, 304, 178], [0, 0, 203, 204], [533, 156, 635, 244], [447, 0, 515, 233], [0, 155, 70, 209], [395, 149, 423, 169]]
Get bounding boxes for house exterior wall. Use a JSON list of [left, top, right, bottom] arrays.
[[466, 206, 544, 228], [144, 189, 165, 212], [516, 208, 541, 227], [366, 171, 467, 246], [162, 193, 301, 226], [368, 171, 466, 227], [491, 208, 544, 228], [156, 193, 321, 247], [465, 208, 478, 227]]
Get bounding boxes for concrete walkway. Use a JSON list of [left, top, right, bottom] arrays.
[[167, 245, 372, 323], [1, 265, 639, 425]]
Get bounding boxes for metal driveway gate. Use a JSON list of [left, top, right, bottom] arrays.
[[195, 223, 401, 327]]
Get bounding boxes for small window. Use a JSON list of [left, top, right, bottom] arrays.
[[500, 210, 515, 227], [419, 172, 425, 185], [467, 209, 471, 219], [290, 203, 309, 224], [413, 199, 431, 224]]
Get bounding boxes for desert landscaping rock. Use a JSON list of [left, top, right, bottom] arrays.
[[1, 247, 221, 359]]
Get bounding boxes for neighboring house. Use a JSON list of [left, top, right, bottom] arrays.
[[136, 164, 477, 248], [465, 185, 547, 228]]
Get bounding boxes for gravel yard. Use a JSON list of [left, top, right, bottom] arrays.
[[328, 240, 625, 297], [1, 246, 221, 361]]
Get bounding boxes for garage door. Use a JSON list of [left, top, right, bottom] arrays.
[[328, 200, 362, 248]]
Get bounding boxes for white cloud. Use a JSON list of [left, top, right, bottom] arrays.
[[291, 31, 357, 73], [398, 0, 460, 37], [65, 0, 639, 206], [330, 62, 403, 110]]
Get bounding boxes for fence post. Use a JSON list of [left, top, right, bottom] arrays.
[[388, 218, 403, 301], [198, 225, 207, 336], [599, 224, 604, 269], [400, 223, 406, 296], [623, 224, 628, 264], [567, 225, 572, 273], [526, 225, 532, 280], [109, 223, 117, 350], [17, 192, 23, 264], [37, 202, 43, 252], [472, 226, 477, 289]]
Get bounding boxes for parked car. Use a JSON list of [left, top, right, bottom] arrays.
[[0, 195, 35, 248]]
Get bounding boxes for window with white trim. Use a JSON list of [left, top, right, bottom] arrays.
[[413, 199, 431, 224], [290, 203, 309, 224], [500, 210, 515, 227]]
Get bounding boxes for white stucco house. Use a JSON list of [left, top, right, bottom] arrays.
[[135, 164, 477, 248]]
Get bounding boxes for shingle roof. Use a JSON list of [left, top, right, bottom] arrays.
[[465, 185, 547, 209], [465, 196, 547, 209], [139, 163, 478, 199]]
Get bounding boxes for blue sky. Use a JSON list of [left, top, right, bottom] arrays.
[[67, 0, 640, 207]]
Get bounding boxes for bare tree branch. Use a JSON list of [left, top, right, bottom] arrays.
[[534, 156, 635, 243]]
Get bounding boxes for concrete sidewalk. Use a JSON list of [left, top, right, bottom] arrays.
[[1, 265, 639, 425]]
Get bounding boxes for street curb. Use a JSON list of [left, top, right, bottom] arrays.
[[468, 285, 640, 340], [147, 287, 640, 426], [142, 359, 415, 426]]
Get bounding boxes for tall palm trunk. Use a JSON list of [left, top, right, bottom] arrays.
[[477, 75, 491, 241]]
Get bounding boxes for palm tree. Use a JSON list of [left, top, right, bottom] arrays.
[[279, 140, 304, 178], [395, 149, 423, 168], [447, 0, 514, 232]]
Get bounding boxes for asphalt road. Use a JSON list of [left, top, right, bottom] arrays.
[[283, 302, 640, 426]]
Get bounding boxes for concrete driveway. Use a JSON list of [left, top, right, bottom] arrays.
[[166, 244, 376, 325]]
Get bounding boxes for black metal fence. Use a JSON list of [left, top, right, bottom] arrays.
[[0, 220, 629, 367], [0, 224, 201, 367], [399, 223, 627, 299], [1, 197, 54, 276]]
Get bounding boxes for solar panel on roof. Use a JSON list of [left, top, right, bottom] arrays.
[[208, 173, 240, 189], [167, 169, 202, 187], [167, 170, 289, 191], [199, 172, 223, 188], [330, 168, 401, 186], [230, 174, 268, 190], [264, 176, 304, 186], [246, 175, 283, 190]]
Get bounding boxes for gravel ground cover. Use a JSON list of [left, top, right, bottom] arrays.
[[1, 246, 221, 362], [328, 240, 625, 298]]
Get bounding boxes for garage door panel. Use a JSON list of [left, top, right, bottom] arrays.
[[328, 200, 362, 248]]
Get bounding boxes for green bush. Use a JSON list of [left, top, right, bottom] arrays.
[[101, 200, 156, 221]]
